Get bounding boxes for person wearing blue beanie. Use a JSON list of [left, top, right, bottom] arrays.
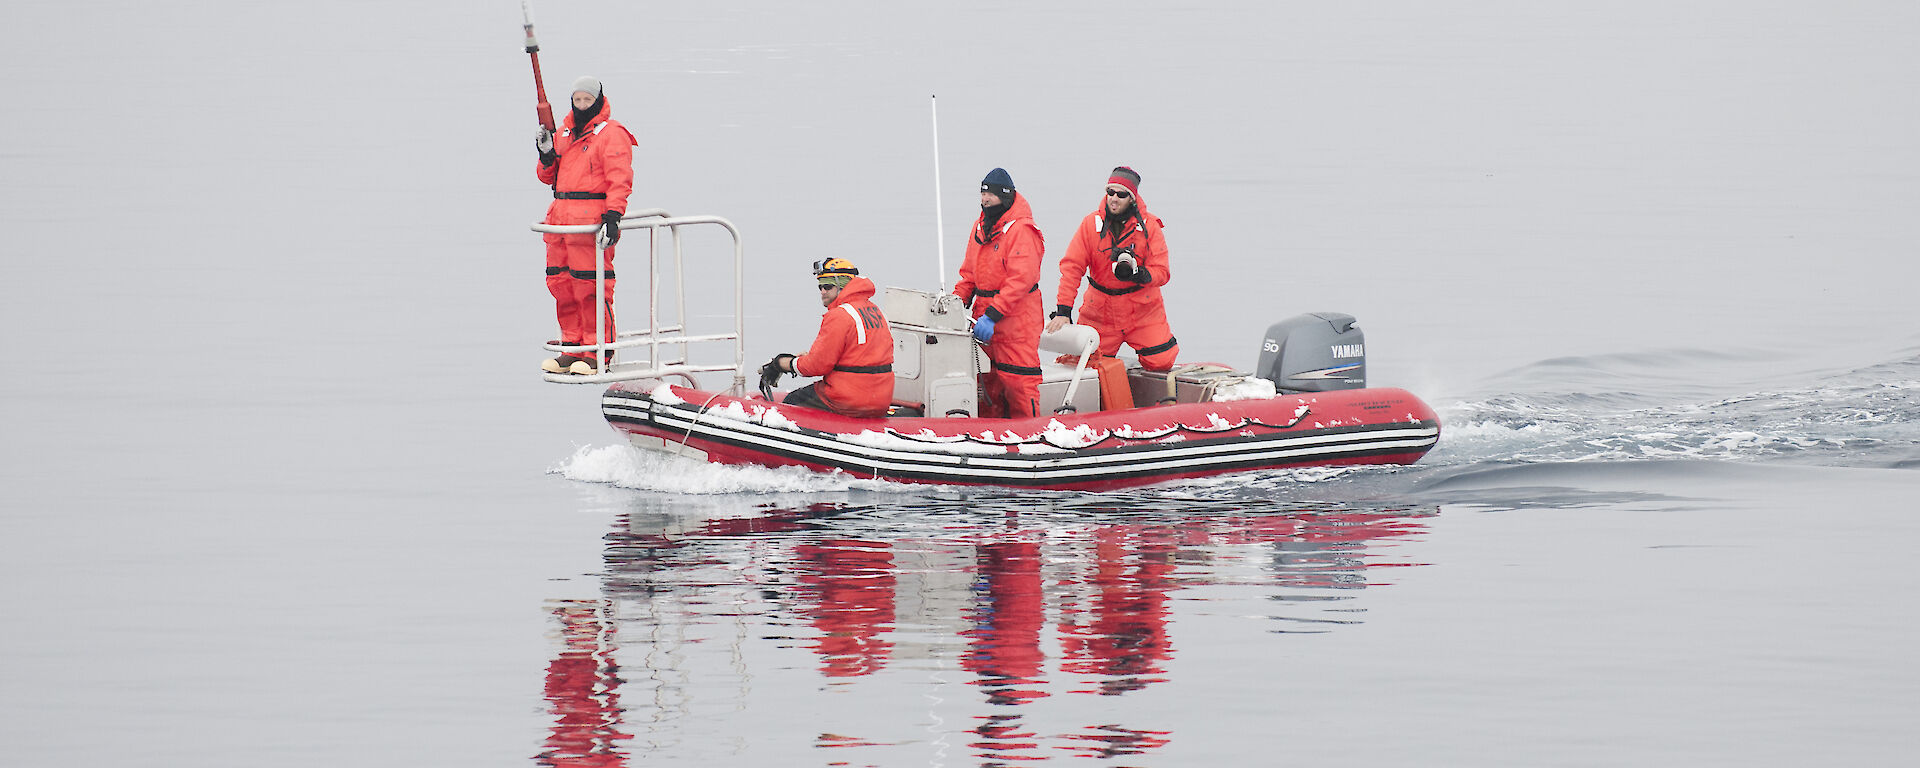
[[952, 168, 1046, 418]]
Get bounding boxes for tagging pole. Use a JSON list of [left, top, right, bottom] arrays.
[[522, 0, 556, 133], [931, 95, 947, 291]]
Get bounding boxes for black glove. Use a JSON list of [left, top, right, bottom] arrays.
[[757, 356, 784, 398], [1123, 263, 1150, 284], [600, 209, 623, 245], [535, 127, 557, 166], [759, 353, 796, 385]]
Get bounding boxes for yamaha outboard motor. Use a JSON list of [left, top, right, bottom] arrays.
[[1257, 312, 1367, 392]]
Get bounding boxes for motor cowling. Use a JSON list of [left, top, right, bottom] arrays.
[[1257, 312, 1367, 392]]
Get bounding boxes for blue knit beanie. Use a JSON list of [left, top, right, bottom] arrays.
[[981, 168, 1015, 201]]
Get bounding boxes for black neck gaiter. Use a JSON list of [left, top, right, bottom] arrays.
[[980, 199, 1012, 240], [571, 94, 604, 133]]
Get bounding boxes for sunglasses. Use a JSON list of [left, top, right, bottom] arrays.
[[817, 283, 838, 291], [1106, 188, 1132, 199]]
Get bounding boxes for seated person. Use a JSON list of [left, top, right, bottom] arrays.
[[758, 258, 895, 417]]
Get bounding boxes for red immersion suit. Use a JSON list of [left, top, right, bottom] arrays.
[[793, 276, 896, 418], [954, 193, 1046, 418], [1054, 194, 1179, 371], [537, 98, 636, 362]]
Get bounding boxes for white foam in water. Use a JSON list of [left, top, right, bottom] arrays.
[[550, 444, 911, 494], [1436, 415, 1580, 452], [1168, 463, 1369, 491], [1431, 352, 1920, 467]]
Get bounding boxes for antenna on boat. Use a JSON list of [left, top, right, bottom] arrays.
[[930, 94, 947, 291]]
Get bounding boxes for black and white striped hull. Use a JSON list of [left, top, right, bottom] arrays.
[[601, 385, 1440, 491]]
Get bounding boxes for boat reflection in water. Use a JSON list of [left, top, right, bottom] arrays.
[[535, 494, 1435, 766]]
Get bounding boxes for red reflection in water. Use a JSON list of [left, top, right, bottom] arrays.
[[536, 601, 629, 768], [969, 713, 1044, 758], [961, 541, 1051, 706], [1057, 528, 1175, 694], [1059, 723, 1174, 759], [793, 539, 897, 677], [580, 503, 1434, 765]]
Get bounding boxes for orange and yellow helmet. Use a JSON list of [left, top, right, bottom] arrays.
[[812, 257, 859, 277]]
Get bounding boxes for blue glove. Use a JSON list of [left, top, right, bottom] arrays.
[[972, 314, 997, 344]]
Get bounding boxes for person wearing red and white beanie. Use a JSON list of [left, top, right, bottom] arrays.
[[1049, 166, 1180, 375]]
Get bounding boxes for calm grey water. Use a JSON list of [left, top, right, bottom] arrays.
[[3, 1, 1917, 766]]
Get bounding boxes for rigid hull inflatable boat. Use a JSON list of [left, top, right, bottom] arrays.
[[602, 381, 1437, 491], [535, 212, 1440, 490]]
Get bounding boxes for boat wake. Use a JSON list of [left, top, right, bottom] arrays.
[[1434, 347, 1920, 470], [549, 443, 916, 495]]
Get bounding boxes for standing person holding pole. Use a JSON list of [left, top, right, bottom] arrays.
[[535, 76, 636, 375], [953, 168, 1046, 419]]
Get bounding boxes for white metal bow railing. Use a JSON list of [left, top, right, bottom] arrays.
[[530, 210, 745, 394]]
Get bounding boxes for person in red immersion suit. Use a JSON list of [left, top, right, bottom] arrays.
[[954, 168, 1046, 418], [536, 76, 636, 375], [1046, 166, 1179, 372], [759, 258, 896, 418]]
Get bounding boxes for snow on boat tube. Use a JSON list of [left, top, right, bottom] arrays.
[[603, 380, 1439, 491]]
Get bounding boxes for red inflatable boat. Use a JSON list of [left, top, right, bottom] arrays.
[[536, 213, 1440, 490], [602, 380, 1438, 491]]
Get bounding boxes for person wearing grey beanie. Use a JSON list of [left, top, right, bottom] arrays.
[[533, 75, 638, 375], [567, 76, 603, 136]]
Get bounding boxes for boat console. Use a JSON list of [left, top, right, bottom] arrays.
[[877, 287, 1347, 417]]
